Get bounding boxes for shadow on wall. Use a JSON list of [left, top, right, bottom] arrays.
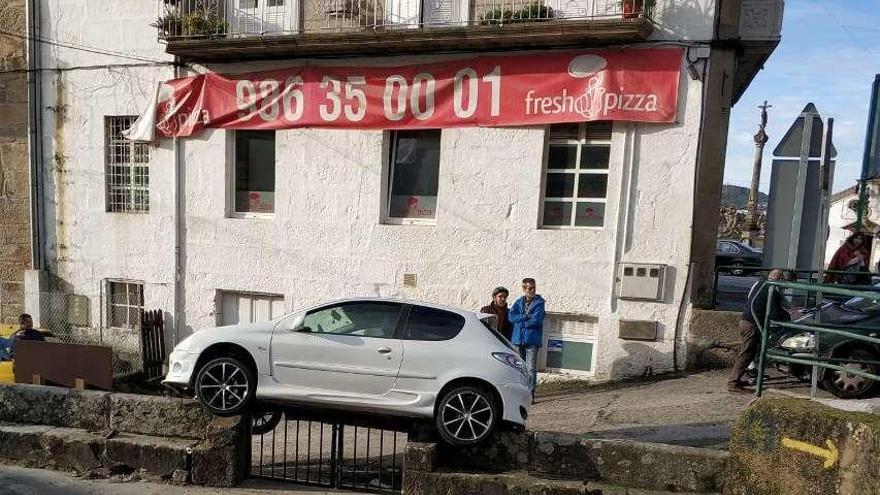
[[609, 340, 674, 379], [654, 0, 716, 38]]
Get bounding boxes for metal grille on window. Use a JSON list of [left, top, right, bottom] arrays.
[[108, 281, 144, 330], [542, 122, 611, 228], [106, 116, 150, 213]]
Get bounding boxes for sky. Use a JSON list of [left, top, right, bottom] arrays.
[[723, 1, 880, 194]]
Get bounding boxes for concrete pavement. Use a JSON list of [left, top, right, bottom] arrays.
[[0, 465, 368, 495]]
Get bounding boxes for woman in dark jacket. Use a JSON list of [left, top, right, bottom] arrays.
[[480, 287, 511, 341]]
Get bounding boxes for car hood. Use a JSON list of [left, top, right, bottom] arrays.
[[174, 320, 276, 352], [796, 305, 875, 327]]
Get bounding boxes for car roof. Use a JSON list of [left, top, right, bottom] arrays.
[[300, 297, 478, 317]]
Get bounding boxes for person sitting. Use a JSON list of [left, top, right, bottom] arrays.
[[9, 313, 45, 359]]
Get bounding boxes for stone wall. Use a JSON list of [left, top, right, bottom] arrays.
[[728, 397, 880, 495], [404, 430, 729, 494], [0, 0, 30, 324], [686, 308, 741, 370], [0, 383, 250, 486]]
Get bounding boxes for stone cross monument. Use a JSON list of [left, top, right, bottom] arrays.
[[747, 100, 771, 246]]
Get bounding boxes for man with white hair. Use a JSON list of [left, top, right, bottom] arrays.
[[728, 269, 790, 394]]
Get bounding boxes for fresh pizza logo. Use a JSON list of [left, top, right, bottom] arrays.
[[524, 54, 659, 118]]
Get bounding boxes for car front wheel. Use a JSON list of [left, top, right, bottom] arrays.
[[194, 357, 256, 417], [435, 385, 499, 447], [822, 349, 879, 399]]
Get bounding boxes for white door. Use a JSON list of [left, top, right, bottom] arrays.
[[385, 0, 465, 26], [270, 301, 404, 397], [228, 0, 297, 35], [220, 292, 285, 326]]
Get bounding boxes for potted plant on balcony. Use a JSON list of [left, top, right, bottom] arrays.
[[182, 10, 229, 38], [619, 0, 654, 19], [480, 2, 554, 25], [152, 11, 183, 39]]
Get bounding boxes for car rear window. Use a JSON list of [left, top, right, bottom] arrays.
[[480, 315, 516, 351], [403, 306, 465, 341]]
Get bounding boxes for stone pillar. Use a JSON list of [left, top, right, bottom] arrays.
[[746, 101, 771, 246], [689, 48, 738, 308], [0, 0, 30, 325]]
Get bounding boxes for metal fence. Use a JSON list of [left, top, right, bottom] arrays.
[[755, 281, 880, 398], [34, 292, 164, 379], [156, 0, 651, 40], [251, 410, 408, 493]]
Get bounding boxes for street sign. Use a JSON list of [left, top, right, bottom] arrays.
[[773, 103, 838, 158], [765, 104, 836, 271]]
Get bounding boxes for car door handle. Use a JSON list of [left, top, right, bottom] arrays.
[[377, 347, 393, 354]]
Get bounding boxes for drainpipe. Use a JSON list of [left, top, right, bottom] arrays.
[[173, 58, 183, 346], [26, 0, 45, 271]]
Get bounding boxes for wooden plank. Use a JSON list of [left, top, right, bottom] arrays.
[[15, 341, 113, 391]]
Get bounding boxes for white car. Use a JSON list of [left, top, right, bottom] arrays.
[[163, 298, 531, 446]]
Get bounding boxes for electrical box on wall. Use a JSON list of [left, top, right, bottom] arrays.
[[617, 263, 666, 301]]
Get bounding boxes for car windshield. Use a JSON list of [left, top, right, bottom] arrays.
[[842, 283, 880, 311], [479, 315, 516, 351]]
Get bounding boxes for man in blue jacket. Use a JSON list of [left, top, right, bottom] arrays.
[[508, 278, 545, 402]]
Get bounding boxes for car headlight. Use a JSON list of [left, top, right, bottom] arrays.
[[781, 333, 816, 351], [492, 352, 528, 376]]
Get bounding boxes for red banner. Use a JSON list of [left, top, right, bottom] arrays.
[[148, 48, 681, 138]]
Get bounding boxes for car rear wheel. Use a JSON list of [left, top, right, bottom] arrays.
[[435, 385, 499, 447], [822, 349, 879, 399], [252, 409, 283, 435], [194, 357, 256, 417]]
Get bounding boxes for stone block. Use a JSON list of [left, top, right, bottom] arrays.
[[104, 433, 197, 479], [532, 431, 601, 480], [0, 384, 71, 427], [404, 441, 438, 472], [2, 76, 26, 103], [687, 309, 742, 371], [0, 104, 26, 125], [527, 433, 728, 492], [41, 427, 104, 472], [108, 393, 215, 440], [439, 431, 532, 472], [203, 415, 247, 445], [728, 398, 880, 495], [190, 441, 248, 487], [0, 423, 53, 465], [65, 389, 112, 432], [0, 384, 111, 431]]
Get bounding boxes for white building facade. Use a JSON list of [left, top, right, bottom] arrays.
[[26, 0, 782, 381]]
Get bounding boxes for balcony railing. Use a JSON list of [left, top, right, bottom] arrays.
[[155, 0, 654, 40]]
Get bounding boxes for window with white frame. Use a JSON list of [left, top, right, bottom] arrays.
[[232, 130, 276, 215], [108, 281, 144, 329], [105, 116, 150, 213], [386, 130, 441, 223], [218, 291, 285, 326], [541, 122, 611, 228]]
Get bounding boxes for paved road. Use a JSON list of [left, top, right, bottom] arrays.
[[0, 465, 367, 495], [529, 369, 754, 449]]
